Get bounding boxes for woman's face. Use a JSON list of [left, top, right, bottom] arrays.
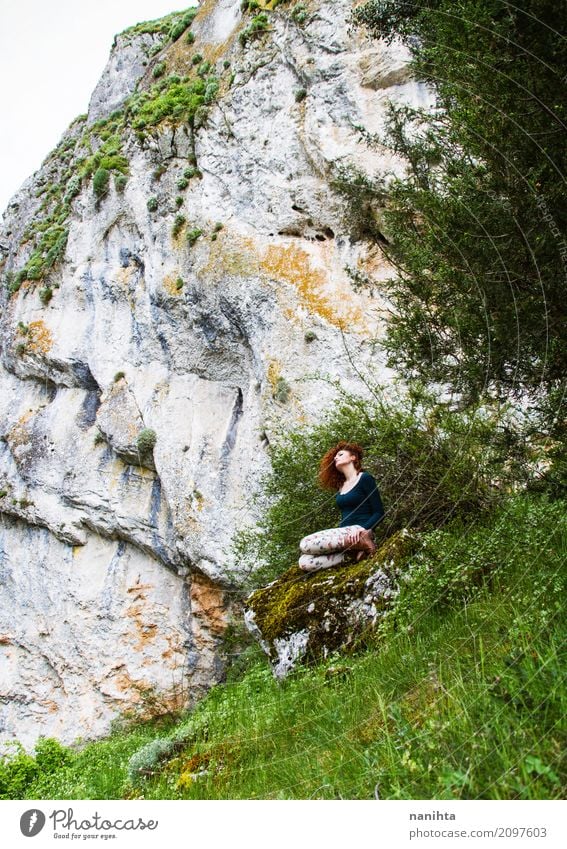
[[334, 448, 357, 470]]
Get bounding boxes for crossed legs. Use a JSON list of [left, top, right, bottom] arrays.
[[298, 525, 376, 572]]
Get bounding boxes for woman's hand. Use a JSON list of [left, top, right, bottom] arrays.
[[344, 527, 363, 546]]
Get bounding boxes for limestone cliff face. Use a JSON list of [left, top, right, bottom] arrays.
[[0, 0, 432, 749]]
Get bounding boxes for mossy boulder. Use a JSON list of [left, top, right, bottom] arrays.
[[244, 530, 418, 678]]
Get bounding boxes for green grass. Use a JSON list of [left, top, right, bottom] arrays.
[[5, 493, 564, 800]]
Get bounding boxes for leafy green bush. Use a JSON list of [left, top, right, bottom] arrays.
[[39, 286, 53, 305], [0, 738, 72, 800], [129, 77, 211, 131], [381, 494, 567, 636], [239, 13, 270, 47], [136, 428, 157, 454], [172, 214, 186, 237], [349, 0, 567, 433], [273, 377, 291, 403], [170, 9, 197, 42], [186, 228, 202, 246], [64, 175, 81, 203], [230, 386, 530, 588], [114, 174, 128, 193], [147, 197, 159, 212], [291, 3, 308, 24], [92, 167, 110, 199], [294, 88, 307, 102], [152, 61, 166, 79]]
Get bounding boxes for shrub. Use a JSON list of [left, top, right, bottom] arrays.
[[274, 377, 291, 403], [186, 31, 195, 44], [92, 167, 110, 199], [291, 3, 308, 24], [213, 222, 223, 232], [152, 61, 166, 79], [39, 286, 53, 305], [294, 88, 307, 102], [0, 744, 38, 799], [197, 61, 212, 77], [230, 385, 527, 587], [33, 738, 72, 774], [114, 371, 125, 382], [183, 167, 196, 180], [147, 197, 159, 212], [177, 177, 189, 190], [239, 13, 270, 47], [192, 54, 203, 65], [64, 175, 81, 203], [380, 495, 567, 636], [114, 174, 128, 193], [304, 330, 317, 342], [176, 277, 184, 290], [172, 214, 186, 237], [136, 428, 157, 454], [186, 228, 202, 246], [175, 196, 184, 208]]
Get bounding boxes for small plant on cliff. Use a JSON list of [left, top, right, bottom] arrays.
[[39, 286, 53, 305], [273, 377, 291, 404], [170, 9, 197, 42], [186, 228, 202, 246], [152, 61, 166, 79], [290, 3, 308, 25], [92, 167, 110, 199], [147, 197, 159, 212], [172, 215, 186, 237], [114, 174, 128, 193], [137, 428, 157, 455], [239, 13, 270, 47]]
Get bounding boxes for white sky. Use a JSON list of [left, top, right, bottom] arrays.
[[0, 0, 197, 214]]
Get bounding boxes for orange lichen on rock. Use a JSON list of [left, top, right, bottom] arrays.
[[190, 571, 228, 637], [266, 359, 282, 392], [27, 320, 53, 353], [260, 243, 364, 328]]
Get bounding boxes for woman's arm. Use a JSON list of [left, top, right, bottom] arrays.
[[361, 473, 384, 529]]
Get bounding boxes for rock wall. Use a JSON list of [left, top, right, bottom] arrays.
[[0, 0, 433, 748]]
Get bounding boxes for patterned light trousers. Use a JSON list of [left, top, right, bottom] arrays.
[[298, 524, 369, 571]]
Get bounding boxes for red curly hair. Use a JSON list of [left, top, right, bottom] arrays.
[[318, 441, 364, 491]]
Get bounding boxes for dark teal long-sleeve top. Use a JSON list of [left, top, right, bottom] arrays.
[[335, 471, 384, 530]]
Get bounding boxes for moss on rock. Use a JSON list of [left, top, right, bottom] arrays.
[[244, 529, 418, 675]]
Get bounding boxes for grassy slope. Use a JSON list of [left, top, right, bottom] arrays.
[[12, 494, 567, 800]]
